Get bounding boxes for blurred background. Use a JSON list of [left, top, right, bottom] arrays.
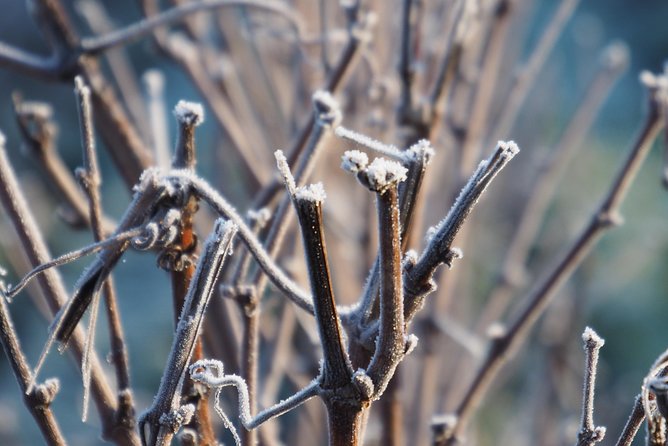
[[0, 1, 667, 445]]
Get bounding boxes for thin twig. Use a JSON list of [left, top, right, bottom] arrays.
[[403, 141, 520, 324], [576, 327, 606, 446], [0, 131, 140, 445], [74, 75, 134, 424], [477, 41, 629, 330], [433, 72, 667, 446], [616, 396, 645, 446], [488, 0, 583, 141], [286, 178, 353, 389], [81, 0, 305, 55], [190, 359, 320, 434], [0, 290, 65, 445]]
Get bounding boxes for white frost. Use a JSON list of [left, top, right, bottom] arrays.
[[295, 183, 326, 203], [274, 150, 296, 194], [365, 157, 408, 191], [341, 150, 369, 173], [173, 100, 204, 126], [312, 90, 342, 127], [582, 326, 605, 347], [406, 139, 435, 164], [497, 140, 520, 159], [335, 126, 403, 160]]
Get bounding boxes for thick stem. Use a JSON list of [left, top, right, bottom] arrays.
[[292, 189, 352, 388], [325, 400, 367, 446]]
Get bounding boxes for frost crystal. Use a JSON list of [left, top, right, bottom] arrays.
[[295, 183, 327, 203], [312, 90, 342, 127], [341, 150, 369, 173], [16, 101, 53, 119], [406, 139, 435, 163], [497, 140, 520, 159], [335, 126, 403, 160], [582, 326, 605, 347], [173, 100, 204, 126], [274, 150, 296, 194], [365, 157, 408, 191]]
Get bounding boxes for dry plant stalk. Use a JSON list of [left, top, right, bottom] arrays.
[[0, 1, 667, 446]]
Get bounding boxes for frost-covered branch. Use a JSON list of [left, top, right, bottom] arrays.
[[189, 358, 320, 445], [287, 175, 353, 389], [139, 219, 237, 446], [361, 157, 409, 397], [404, 141, 520, 323], [576, 327, 606, 446], [184, 172, 315, 314]]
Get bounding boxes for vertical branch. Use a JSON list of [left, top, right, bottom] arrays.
[[249, 91, 341, 303], [226, 209, 269, 446], [74, 75, 134, 425], [0, 290, 65, 445], [288, 181, 352, 389], [139, 219, 237, 446], [278, 155, 374, 445], [167, 100, 218, 445], [576, 327, 606, 446], [360, 159, 408, 396]]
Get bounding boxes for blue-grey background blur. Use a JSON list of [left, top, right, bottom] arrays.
[[0, 1, 667, 445]]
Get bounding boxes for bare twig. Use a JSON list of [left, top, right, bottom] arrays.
[[478, 41, 630, 330], [190, 359, 320, 439], [284, 177, 353, 389], [403, 141, 520, 324], [488, 0, 583, 141], [433, 71, 667, 446]]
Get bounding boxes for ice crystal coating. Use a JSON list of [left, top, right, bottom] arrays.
[[341, 150, 369, 173], [174, 100, 204, 126]]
